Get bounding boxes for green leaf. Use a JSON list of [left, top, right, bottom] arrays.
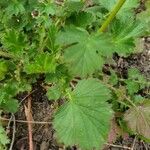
[[0, 80, 31, 112], [111, 20, 145, 56], [24, 53, 57, 74], [5, 1, 25, 16], [125, 68, 148, 95], [0, 60, 8, 81], [124, 102, 150, 139], [67, 12, 95, 28], [39, 2, 56, 15], [109, 71, 118, 85], [128, 68, 141, 78], [127, 68, 147, 86], [57, 26, 88, 45], [1, 98, 19, 113], [133, 95, 145, 104], [64, 1, 84, 14], [53, 78, 113, 149], [2, 29, 27, 57], [57, 26, 114, 77], [125, 80, 139, 95], [45, 64, 70, 83], [137, 1, 150, 34], [0, 125, 10, 147], [47, 85, 62, 101]]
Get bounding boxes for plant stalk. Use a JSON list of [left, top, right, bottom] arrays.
[[99, 0, 126, 32]]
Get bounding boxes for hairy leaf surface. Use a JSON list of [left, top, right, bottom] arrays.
[[53, 79, 113, 149], [57, 27, 114, 77]]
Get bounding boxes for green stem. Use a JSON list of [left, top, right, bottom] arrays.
[[99, 0, 126, 32], [101, 81, 136, 108], [119, 78, 150, 86]]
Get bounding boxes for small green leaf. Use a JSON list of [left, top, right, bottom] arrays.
[[47, 85, 62, 101], [0, 80, 31, 108], [1, 99, 19, 113], [125, 68, 148, 95], [53, 78, 113, 149], [41, 2, 56, 15], [24, 53, 57, 74], [109, 71, 118, 85], [64, 1, 84, 14], [133, 95, 145, 104], [0, 60, 8, 81], [5, 1, 25, 16], [124, 102, 150, 139], [2, 29, 27, 57], [128, 68, 141, 78], [137, 0, 150, 34], [0, 125, 10, 147], [125, 80, 139, 95]]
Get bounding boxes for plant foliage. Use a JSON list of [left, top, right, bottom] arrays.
[[54, 79, 113, 149], [0, 0, 149, 149]]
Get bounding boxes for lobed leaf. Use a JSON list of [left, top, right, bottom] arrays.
[[47, 85, 62, 101], [0, 125, 10, 148], [57, 26, 114, 77], [53, 78, 113, 149], [1, 29, 27, 57], [24, 53, 57, 74]]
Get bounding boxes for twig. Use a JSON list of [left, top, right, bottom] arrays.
[[142, 141, 148, 150], [24, 96, 34, 150], [19, 90, 36, 104], [9, 114, 16, 150], [131, 136, 136, 150], [0, 117, 51, 124], [6, 115, 13, 134], [106, 143, 131, 150], [70, 82, 75, 89]]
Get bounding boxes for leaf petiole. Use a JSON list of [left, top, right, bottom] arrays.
[[99, 0, 126, 32]]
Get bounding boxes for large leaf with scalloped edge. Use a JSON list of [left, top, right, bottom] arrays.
[[57, 26, 114, 77], [53, 79, 113, 149]]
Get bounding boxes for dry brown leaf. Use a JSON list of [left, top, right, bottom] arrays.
[[124, 102, 150, 139]]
